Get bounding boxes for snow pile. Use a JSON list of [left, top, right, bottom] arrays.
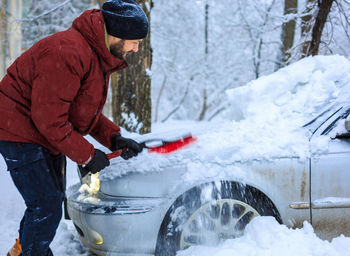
[[177, 216, 350, 256], [226, 55, 350, 123], [101, 55, 350, 181], [207, 55, 350, 162], [51, 220, 90, 255]]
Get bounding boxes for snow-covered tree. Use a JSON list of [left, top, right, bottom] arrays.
[[151, 0, 283, 122], [288, 0, 350, 61], [151, 0, 349, 123], [21, 0, 96, 49]]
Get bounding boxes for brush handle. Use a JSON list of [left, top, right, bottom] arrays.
[[78, 150, 123, 178], [106, 150, 123, 160], [107, 141, 147, 160], [105, 136, 196, 159]]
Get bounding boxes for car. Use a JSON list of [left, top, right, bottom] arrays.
[[66, 55, 350, 255]]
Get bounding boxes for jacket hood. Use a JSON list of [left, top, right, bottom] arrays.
[[72, 9, 127, 73]]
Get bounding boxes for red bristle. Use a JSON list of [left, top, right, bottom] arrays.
[[148, 135, 197, 154]]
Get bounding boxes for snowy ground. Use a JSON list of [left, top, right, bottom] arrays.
[[2, 55, 350, 255], [1, 156, 350, 255], [178, 217, 350, 256], [0, 156, 91, 255]]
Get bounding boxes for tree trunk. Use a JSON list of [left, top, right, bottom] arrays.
[[0, 0, 6, 78], [111, 0, 152, 134], [98, 0, 104, 7], [281, 0, 297, 65], [307, 0, 334, 56], [98, 0, 152, 134], [199, 2, 209, 121], [0, 0, 22, 75], [301, 0, 334, 57], [300, 0, 316, 57], [205, 2, 209, 55]]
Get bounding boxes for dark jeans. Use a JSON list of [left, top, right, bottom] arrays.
[[0, 141, 66, 256]]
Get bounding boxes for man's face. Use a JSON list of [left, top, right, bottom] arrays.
[[108, 35, 143, 60]]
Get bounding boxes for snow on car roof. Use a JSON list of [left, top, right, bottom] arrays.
[[100, 55, 350, 181], [225, 55, 350, 126]]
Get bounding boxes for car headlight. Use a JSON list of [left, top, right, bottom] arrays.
[[79, 173, 101, 195]]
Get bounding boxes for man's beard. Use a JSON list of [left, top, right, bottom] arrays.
[[110, 40, 126, 60]]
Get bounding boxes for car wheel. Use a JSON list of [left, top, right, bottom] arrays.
[[155, 181, 281, 256]]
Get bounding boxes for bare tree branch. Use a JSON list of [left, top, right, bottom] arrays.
[[161, 83, 189, 123], [154, 74, 167, 122], [9, 0, 73, 22]]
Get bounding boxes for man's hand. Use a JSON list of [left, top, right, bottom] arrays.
[[85, 149, 110, 174], [110, 134, 143, 160]]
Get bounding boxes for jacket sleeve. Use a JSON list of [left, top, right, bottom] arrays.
[[90, 114, 121, 150], [31, 46, 94, 164]]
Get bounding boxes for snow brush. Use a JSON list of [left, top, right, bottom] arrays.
[[79, 134, 197, 178]]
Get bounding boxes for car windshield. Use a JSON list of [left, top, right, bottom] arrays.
[[302, 104, 342, 136], [300, 100, 350, 137], [320, 106, 350, 136]]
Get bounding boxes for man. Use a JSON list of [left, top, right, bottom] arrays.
[[0, 0, 148, 255]]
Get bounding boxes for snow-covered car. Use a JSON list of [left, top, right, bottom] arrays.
[[67, 55, 350, 255]]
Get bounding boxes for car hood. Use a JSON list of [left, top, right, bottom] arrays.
[[97, 121, 309, 197]]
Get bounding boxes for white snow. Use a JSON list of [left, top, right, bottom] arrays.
[[177, 217, 350, 256], [0, 156, 90, 255], [1, 55, 350, 254], [100, 55, 350, 183]]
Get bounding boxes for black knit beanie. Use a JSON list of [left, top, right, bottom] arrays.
[[102, 0, 149, 40]]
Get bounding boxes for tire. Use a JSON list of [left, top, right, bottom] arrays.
[[155, 181, 281, 256]]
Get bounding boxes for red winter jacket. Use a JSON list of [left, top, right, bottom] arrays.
[[0, 9, 128, 164]]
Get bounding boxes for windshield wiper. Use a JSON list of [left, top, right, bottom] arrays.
[[322, 107, 350, 136], [308, 106, 343, 138], [303, 106, 335, 127]]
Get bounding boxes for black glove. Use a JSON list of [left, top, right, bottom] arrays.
[[85, 149, 110, 174], [110, 133, 143, 160]]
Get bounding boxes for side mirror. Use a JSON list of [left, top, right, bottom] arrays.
[[334, 120, 350, 139], [345, 120, 350, 132]]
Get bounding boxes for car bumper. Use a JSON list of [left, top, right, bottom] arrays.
[[67, 184, 170, 255]]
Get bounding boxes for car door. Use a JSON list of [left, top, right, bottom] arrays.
[[311, 108, 350, 240]]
